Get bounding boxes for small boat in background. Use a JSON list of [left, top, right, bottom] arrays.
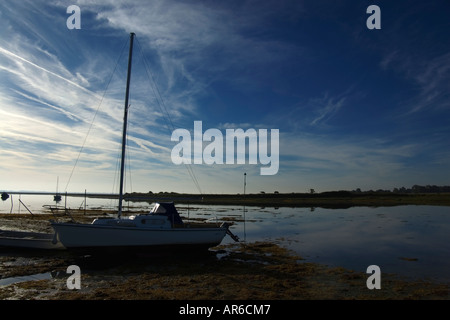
[[54, 177, 62, 202]]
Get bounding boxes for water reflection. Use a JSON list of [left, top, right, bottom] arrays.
[[0, 272, 54, 287], [216, 205, 450, 284]]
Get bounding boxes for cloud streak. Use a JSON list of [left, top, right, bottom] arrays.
[[0, 46, 93, 94], [0, 28, 173, 192], [310, 94, 347, 127]]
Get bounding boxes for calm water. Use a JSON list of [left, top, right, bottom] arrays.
[[1, 194, 449, 284], [221, 205, 450, 284]]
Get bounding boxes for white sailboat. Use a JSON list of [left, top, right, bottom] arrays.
[[51, 33, 237, 251]]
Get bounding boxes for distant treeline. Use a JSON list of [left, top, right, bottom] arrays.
[[121, 185, 450, 207], [137, 184, 450, 197], [354, 185, 450, 194]]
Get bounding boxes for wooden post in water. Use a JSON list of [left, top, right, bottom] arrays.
[[18, 199, 33, 215]]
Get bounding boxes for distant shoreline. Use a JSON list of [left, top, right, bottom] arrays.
[[3, 190, 450, 208], [123, 191, 450, 208]]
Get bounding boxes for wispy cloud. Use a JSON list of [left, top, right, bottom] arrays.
[[309, 94, 347, 126], [0, 28, 173, 192], [381, 50, 450, 114], [83, 0, 306, 107], [278, 132, 425, 191], [0, 46, 93, 94]]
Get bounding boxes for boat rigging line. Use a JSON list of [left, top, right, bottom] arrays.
[[63, 34, 203, 197], [134, 36, 203, 195], [63, 37, 129, 194]]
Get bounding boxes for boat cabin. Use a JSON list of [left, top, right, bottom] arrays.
[[148, 202, 183, 225], [91, 202, 183, 229]]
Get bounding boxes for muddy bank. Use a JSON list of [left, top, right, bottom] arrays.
[[0, 214, 448, 300], [1, 248, 448, 300]]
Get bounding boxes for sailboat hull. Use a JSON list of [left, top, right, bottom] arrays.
[[51, 222, 227, 251], [0, 229, 65, 250]]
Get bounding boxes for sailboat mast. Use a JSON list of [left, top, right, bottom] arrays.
[[118, 32, 135, 218]]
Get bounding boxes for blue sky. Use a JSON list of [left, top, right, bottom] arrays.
[[0, 0, 449, 194]]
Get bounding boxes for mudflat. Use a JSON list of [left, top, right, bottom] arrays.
[[0, 213, 448, 300]]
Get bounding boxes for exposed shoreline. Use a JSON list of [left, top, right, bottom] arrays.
[[0, 213, 449, 300]]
